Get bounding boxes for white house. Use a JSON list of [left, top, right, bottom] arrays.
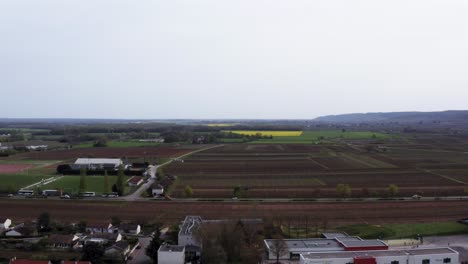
[[0, 218, 12, 230], [158, 245, 185, 264], [151, 183, 164, 197]]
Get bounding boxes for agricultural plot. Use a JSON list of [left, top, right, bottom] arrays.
[[10, 146, 193, 160], [249, 131, 392, 144], [74, 140, 162, 148], [226, 130, 303, 137], [165, 144, 468, 198]]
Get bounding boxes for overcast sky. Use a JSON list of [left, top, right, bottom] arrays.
[[1, 1, 468, 119]]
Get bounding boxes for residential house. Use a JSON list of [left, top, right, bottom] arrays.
[[84, 233, 122, 245], [151, 183, 164, 197], [0, 218, 12, 230], [127, 176, 144, 187], [119, 224, 141, 235], [158, 245, 185, 264], [46, 234, 79, 250], [104, 241, 131, 260], [85, 223, 114, 234], [5, 223, 37, 237]]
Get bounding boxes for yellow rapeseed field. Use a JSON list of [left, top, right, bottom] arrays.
[[225, 130, 303, 137]]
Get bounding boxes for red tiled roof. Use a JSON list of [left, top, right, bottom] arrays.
[[128, 176, 143, 184]]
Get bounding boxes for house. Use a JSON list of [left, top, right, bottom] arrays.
[[0, 218, 12, 230], [104, 241, 131, 259], [85, 223, 114, 234], [5, 223, 37, 237], [127, 176, 144, 187], [71, 158, 123, 171], [9, 259, 51, 264], [46, 234, 79, 250], [84, 233, 122, 245], [151, 183, 164, 197], [119, 224, 141, 235], [158, 245, 185, 264]]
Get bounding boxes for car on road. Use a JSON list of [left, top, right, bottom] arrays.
[[61, 194, 71, 199]]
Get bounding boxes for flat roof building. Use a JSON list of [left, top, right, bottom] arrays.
[[300, 248, 459, 264]]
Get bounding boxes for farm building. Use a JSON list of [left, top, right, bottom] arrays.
[[299, 248, 459, 264], [158, 245, 185, 264], [71, 158, 123, 171], [151, 183, 164, 197]]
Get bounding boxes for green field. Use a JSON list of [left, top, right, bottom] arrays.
[[0, 173, 53, 192], [74, 141, 162, 148], [251, 131, 391, 144], [41, 175, 132, 194], [338, 222, 468, 239]]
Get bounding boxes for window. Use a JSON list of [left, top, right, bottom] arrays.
[[290, 253, 300, 260], [422, 259, 430, 264], [391, 261, 399, 264], [443, 258, 451, 263]]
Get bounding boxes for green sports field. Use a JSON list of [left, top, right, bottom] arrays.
[[41, 175, 132, 194]]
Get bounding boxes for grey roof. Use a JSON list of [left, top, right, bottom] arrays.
[[74, 158, 122, 165], [265, 239, 343, 251], [301, 248, 458, 260], [159, 245, 185, 252], [337, 238, 387, 248], [322, 232, 349, 239]]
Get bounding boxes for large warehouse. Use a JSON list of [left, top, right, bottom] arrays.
[[71, 158, 123, 171], [300, 248, 459, 264]]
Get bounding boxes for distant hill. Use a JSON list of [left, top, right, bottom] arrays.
[[314, 110, 468, 124]]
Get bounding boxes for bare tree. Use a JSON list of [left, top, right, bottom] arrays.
[[270, 238, 288, 264]]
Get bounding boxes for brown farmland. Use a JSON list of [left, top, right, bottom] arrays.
[[2, 199, 468, 226], [166, 144, 468, 198], [11, 146, 193, 160]]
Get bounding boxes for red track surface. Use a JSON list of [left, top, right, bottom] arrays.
[[0, 164, 34, 173]]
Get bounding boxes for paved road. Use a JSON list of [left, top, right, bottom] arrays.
[[123, 165, 158, 201], [122, 144, 224, 201], [128, 236, 151, 264]]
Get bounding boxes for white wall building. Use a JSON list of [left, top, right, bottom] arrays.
[[158, 245, 185, 264], [299, 248, 459, 264], [72, 158, 123, 171]]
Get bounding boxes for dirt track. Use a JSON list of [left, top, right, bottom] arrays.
[[2, 199, 468, 226]]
